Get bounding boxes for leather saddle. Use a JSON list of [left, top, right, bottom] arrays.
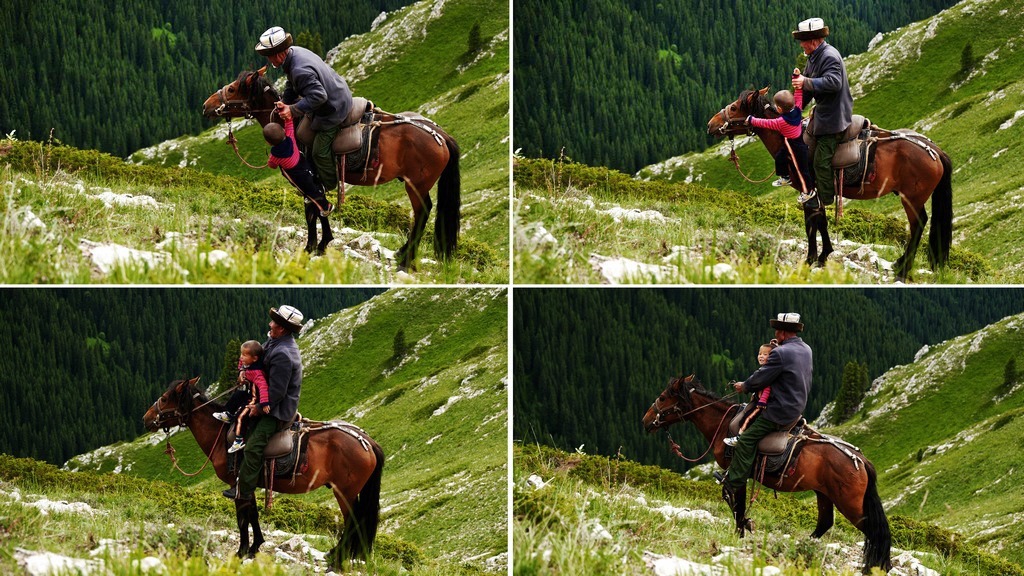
[[295, 96, 375, 156], [727, 404, 803, 456], [227, 412, 299, 457], [803, 114, 871, 169]]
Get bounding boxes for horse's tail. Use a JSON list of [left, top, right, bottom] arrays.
[[434, 131, 461, 261], [861, 460, 892, 573], [343, 438, 384, 559], [928, 149, 953, 269]]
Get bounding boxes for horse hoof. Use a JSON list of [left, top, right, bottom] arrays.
[[304, 244, 316, 254]]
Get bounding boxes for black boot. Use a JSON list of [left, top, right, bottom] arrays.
[[222, 486, 237, 499]]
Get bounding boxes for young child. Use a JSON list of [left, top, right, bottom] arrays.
[[226, 340, 270, 453], [265, 101, 334, 217], [745, 69, 816, 205], [724, 339, 778, 447]]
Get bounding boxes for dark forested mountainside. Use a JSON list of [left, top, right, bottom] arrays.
[[0, 0, 410, 157], [513, 0, 959, 173], [513, 288, 1024, 472], [0, 288, 382, 464]]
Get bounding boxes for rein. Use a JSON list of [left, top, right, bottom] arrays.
[[649, 383, 741, 462], [225, 118, 269, 169], [717, 93, 778, 184], [152, 382, 238, 477]]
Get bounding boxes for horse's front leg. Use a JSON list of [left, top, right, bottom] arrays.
[[810, 205, 833, 267], [304, 202, 318, 254], [234, 498, 251, 558], [247, 500, 265, 557], [317, 214, 334, 255], [803, 206, 819, 265]]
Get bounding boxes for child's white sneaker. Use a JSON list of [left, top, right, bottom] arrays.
[[213, 411, 232, 423], [771, 176, 791, 187], [227, 439, 246, 453], [723, 436, 739, 447]]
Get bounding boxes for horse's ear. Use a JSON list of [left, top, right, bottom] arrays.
[[759, 86, 770, 96], [188, 376, 201, 386], [258, 66, 267, 77]]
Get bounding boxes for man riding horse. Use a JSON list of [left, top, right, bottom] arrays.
[[716, 313, 812, 512], [255, 26, 352, 194], [224, 305, 305, 500], [792, 18, 853, 211]]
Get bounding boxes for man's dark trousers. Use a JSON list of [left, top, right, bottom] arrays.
[[724, 417, 785, 490], [236, 416, 285, 497]]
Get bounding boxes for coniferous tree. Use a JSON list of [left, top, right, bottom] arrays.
[[1003, 357, 1017, 392]]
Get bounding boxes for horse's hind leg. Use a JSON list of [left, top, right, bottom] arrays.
[[895, 198, 927, 281], [811, 491, 835, 538], [396, 180, 433, 270]]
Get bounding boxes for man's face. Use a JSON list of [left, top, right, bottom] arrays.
[[799, 38, 819, 56], [774, 328, 786, 342], [267, 50, 288, 68], [269, 319, 287, 338]]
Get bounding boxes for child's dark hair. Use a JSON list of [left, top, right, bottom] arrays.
[[760, 339, 779, 351], [263, 123, 285, 145], [241, 340, 264, 357], [773, 90, 795, 113]]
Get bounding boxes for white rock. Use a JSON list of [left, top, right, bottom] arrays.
[[526, 474, 547, 489]]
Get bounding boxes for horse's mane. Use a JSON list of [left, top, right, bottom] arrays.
[[234, 70, 279, 104], [679, 375, 737, 406], [737, 88, 777, 119]]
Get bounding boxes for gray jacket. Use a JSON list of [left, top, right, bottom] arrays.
[[282, 46, 353, 131], [261, 332, 302, 423], [804, 42, 853, 136], [741, 336, 812, 425]]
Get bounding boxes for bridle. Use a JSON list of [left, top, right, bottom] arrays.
[[149, 384, 196, 432], [648, 377, 740, 462], [714, 90, 776, 137], [149, 379, 236, 432], [713, 91, 779, 183], [210, 75, 278, 119]]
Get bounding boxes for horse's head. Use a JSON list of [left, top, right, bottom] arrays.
[[706, 86, 775, 137], [642, 374, 709, 432], [143, 376, 204, 432], [202, 67, 278, 119]]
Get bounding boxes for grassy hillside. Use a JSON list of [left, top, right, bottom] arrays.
[[3, 288, 508, 574], [513, 444, 1022, 575], [821, 312, 1024, 567], [1, 0, 509, 284], [514, 158, 984, 283], [515, 0, 1019, 283]]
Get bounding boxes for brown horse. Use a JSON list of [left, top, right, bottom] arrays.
[[708, 87, 952, 281], [142, 377, 384, 568], [641, 375, 891, 574], [202, 68, 460, 270]]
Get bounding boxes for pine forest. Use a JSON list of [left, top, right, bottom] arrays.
[[513, 0, 960, 172]]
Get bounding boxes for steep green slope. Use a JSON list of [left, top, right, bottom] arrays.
[[513, 444, 1023, 575], [130, 0, 510, 276], [57, 288, 508, 572], [634, 0, 1024, 281], [2, 0, 509, 284], [822, 312, 1024, 566]]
